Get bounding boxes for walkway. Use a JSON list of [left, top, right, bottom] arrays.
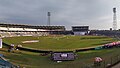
[[112, 63, 120, 68]]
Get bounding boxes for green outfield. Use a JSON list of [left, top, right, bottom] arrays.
[[0, 46, 120, 68], [1, 35, 120, 68], [3, 35, 115, 51]]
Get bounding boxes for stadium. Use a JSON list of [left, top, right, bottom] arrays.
[[0, 23, 120, 68]]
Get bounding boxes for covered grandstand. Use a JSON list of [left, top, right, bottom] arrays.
[[0, 23, 69, 37], [89, 30, 120, 36]]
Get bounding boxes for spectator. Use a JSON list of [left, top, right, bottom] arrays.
[[8, 44, 15, 52], [94, 57, 103, 66], [15, 45, 22, 50]]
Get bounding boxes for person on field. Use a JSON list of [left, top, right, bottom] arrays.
[[15, 44, 22, 50], [94, 57, 103, 66], [8, 44, 15, 52]]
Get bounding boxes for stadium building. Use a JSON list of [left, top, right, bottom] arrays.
[[0, 23, 91, 37], [0, 23, 67, 37], [72, 26, 89, 35]]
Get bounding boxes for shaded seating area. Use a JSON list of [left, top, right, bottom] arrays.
[[0, 54, 18, 68]]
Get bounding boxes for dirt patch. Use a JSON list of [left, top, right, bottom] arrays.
[[22, 40, 39, 43]]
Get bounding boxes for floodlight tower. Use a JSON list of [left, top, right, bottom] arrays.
[[47, 12, 51, 26], [113, 7, 117, 30]]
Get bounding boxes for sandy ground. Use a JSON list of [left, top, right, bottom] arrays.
[[22, 40, 39, 43]]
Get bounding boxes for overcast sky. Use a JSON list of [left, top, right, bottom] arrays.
[[0, 0, 120, 30]]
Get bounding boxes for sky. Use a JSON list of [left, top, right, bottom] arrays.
[[0, 0, 120, 30]]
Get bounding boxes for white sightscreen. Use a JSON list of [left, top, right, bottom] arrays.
[[0, 38, 2, 48]]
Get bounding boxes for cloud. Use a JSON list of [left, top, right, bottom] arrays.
[[0, 0, 119, 30]]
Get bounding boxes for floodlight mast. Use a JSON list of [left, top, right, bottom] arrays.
[[113, 7, 117, 30], [47, 12, 51, 26]]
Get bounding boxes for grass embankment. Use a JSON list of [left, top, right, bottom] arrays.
[[0, 46, 120, 68]]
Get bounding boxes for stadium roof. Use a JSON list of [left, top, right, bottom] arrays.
[[0, 23, 65, 30]]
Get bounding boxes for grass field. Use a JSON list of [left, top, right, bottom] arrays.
[[3, 35, 115, 51], [0, 46, 120, 68], [1, 35, 120, 68]]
